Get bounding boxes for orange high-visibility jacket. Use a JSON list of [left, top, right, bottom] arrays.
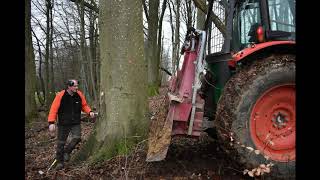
[[48, 90, 92, 125]]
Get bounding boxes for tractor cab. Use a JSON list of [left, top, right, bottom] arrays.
[[231, 0, 295, 51]]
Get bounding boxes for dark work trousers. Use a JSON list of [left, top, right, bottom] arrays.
[[56, 124, 81, 163]]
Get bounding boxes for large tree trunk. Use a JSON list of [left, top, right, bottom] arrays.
[[25, 0, 37, 121], [73, 0, 148, 163]]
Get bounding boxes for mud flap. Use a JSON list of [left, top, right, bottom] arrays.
[[146, 105, 175, 162]]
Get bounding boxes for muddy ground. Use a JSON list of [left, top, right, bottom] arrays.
[[25, 88, 253, 180]]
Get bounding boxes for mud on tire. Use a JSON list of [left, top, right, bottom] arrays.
[[214, 54, 295, 179]]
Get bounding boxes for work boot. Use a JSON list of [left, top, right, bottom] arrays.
[[55, 162, 64, 170], [64, 153, 70, 162]]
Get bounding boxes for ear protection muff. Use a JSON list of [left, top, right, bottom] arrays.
[[67, 80, 75, 87]]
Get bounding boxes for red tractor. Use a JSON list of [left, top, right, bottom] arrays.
[[147, 0, 295, 179]]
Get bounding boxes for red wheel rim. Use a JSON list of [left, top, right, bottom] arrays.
[[250, 84, 295, 162]]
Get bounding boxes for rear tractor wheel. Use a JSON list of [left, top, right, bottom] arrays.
[[215, 54, 295, 179]]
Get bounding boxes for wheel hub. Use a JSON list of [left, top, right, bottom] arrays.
[[272, 112, 288, 129]]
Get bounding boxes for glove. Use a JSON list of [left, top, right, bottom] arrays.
[[49, 124, 56, 132], [89, 112, 98, 123], [49, 124, 56, 137], [89, 112, 95, 118]]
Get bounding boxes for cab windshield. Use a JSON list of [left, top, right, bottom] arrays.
[[268, 0, 295, 33]]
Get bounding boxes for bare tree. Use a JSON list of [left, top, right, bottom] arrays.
[[31, 0, 100, 112], [49, 0, 55, 98], [75, 0, 90, 100], [87, 0, 99, 104], [172, 0, 181, 73], [31, 29, 46, 106], [26, 0, 38, 121], [168, 0, 175, 74], [72, 0, 99, 104], [157, 0, 168, 86], [44, 0, 55, 108], [69, 0, 99, 13], [146, 0, 159, 88], [181, 0, 193, 29], [143, 0, 168, 92]]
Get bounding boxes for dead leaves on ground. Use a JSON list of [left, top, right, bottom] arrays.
[[225, 132, 275, 178], [243, 163, 274, 177]]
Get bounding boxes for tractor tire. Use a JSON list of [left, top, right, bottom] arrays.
[[215, 54, 295, 179]]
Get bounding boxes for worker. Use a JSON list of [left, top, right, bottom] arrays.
[[48, 79, 95, 170]]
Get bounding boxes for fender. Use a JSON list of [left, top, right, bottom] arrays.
[[228, 41, 295, 67]]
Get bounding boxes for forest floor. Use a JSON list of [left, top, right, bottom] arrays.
[[25, 87, 252, 180]]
